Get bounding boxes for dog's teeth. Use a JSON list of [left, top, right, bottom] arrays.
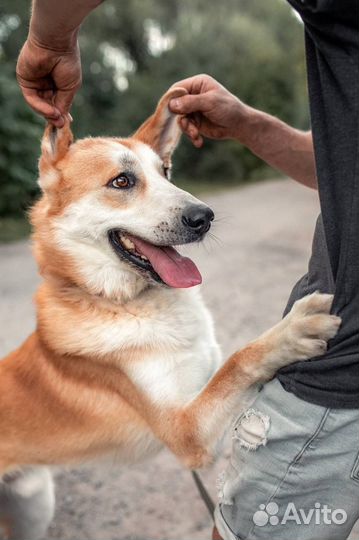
[[140, 255, 148, 261], [121, 236, 135, 251]]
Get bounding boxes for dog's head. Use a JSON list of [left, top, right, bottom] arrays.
[[32, 88, 214, 301]]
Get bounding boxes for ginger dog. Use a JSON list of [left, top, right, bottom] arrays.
[[0, 88, 340, 538]]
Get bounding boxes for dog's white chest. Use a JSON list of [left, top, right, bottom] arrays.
[[126, 340, 219, 406], [122, 288, 222, 406]]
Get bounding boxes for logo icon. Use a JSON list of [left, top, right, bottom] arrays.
[[253, 502, 279, 526]]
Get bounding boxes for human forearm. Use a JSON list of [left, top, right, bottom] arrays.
[[17, 0, 103, 124], [238, 108, 317, 189], [29, 0, 103, 50]]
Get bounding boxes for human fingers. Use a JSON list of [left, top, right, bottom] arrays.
[[21, 87, 63, 124], [54, 87, 78, 117], [169, 93, 211, 116], [170, 73, 216, 95], [179, 117, 203, 147]]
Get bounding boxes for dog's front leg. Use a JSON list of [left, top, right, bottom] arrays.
[[147, 293, 340, 468]]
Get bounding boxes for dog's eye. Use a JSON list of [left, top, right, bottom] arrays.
[[109, 173, 134, 189]]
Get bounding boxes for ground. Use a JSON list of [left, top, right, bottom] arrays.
[[1, 179, 358, 540]]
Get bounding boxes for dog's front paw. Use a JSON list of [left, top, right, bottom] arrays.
[[275, 292, 341, 366]]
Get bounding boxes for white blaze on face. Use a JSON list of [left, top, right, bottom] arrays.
[[116, 141, 202, 239]]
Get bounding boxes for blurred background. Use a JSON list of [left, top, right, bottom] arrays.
[[0, 0, 309, 242]]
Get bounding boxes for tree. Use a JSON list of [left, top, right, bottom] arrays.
[[0, 0, 308, 218]]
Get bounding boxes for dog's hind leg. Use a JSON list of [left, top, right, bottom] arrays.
[[0, 467, 54, 540]]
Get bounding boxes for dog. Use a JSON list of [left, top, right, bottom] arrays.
[[0, 87, 341, 539]]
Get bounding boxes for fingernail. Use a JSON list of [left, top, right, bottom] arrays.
[[189, 125, 196, 137], [194, 137, 203, 148], [170, 98, 180, 111], [68, 113, 73, 122]]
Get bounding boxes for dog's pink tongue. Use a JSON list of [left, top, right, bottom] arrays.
[[129, 236, 202, 288]]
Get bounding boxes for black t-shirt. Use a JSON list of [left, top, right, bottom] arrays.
[[277, 0, 359, 408]]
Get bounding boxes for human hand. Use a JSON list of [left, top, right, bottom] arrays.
[[168, 74, 253, 147], [16, 36, 82, 127]]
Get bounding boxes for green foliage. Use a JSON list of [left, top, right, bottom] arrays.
[[0, 0, 309, 220], [0, 63, 42, 215]]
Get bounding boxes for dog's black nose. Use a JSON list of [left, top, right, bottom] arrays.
[[182, 205, 214, 235]]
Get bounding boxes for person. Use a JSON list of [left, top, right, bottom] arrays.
[[16, 1, 359, 539]]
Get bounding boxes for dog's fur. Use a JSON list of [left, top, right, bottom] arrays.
[[0, 88, 340, 538]]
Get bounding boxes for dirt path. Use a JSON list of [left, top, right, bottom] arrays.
[[1, 180, 357, 540]]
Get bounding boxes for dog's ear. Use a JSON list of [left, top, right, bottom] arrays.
[[38, 121, 74, 192], [134, 87, 187, 169]]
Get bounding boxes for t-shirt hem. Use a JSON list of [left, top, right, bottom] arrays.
[[277, 375, 359, 409]]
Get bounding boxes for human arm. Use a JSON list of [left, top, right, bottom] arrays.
[[169, 75, 317, 189], [16, 0, 103, 127], [238, 110, 316, 189]]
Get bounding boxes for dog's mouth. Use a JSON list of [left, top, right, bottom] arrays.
[[108, 230, 202, 288]]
